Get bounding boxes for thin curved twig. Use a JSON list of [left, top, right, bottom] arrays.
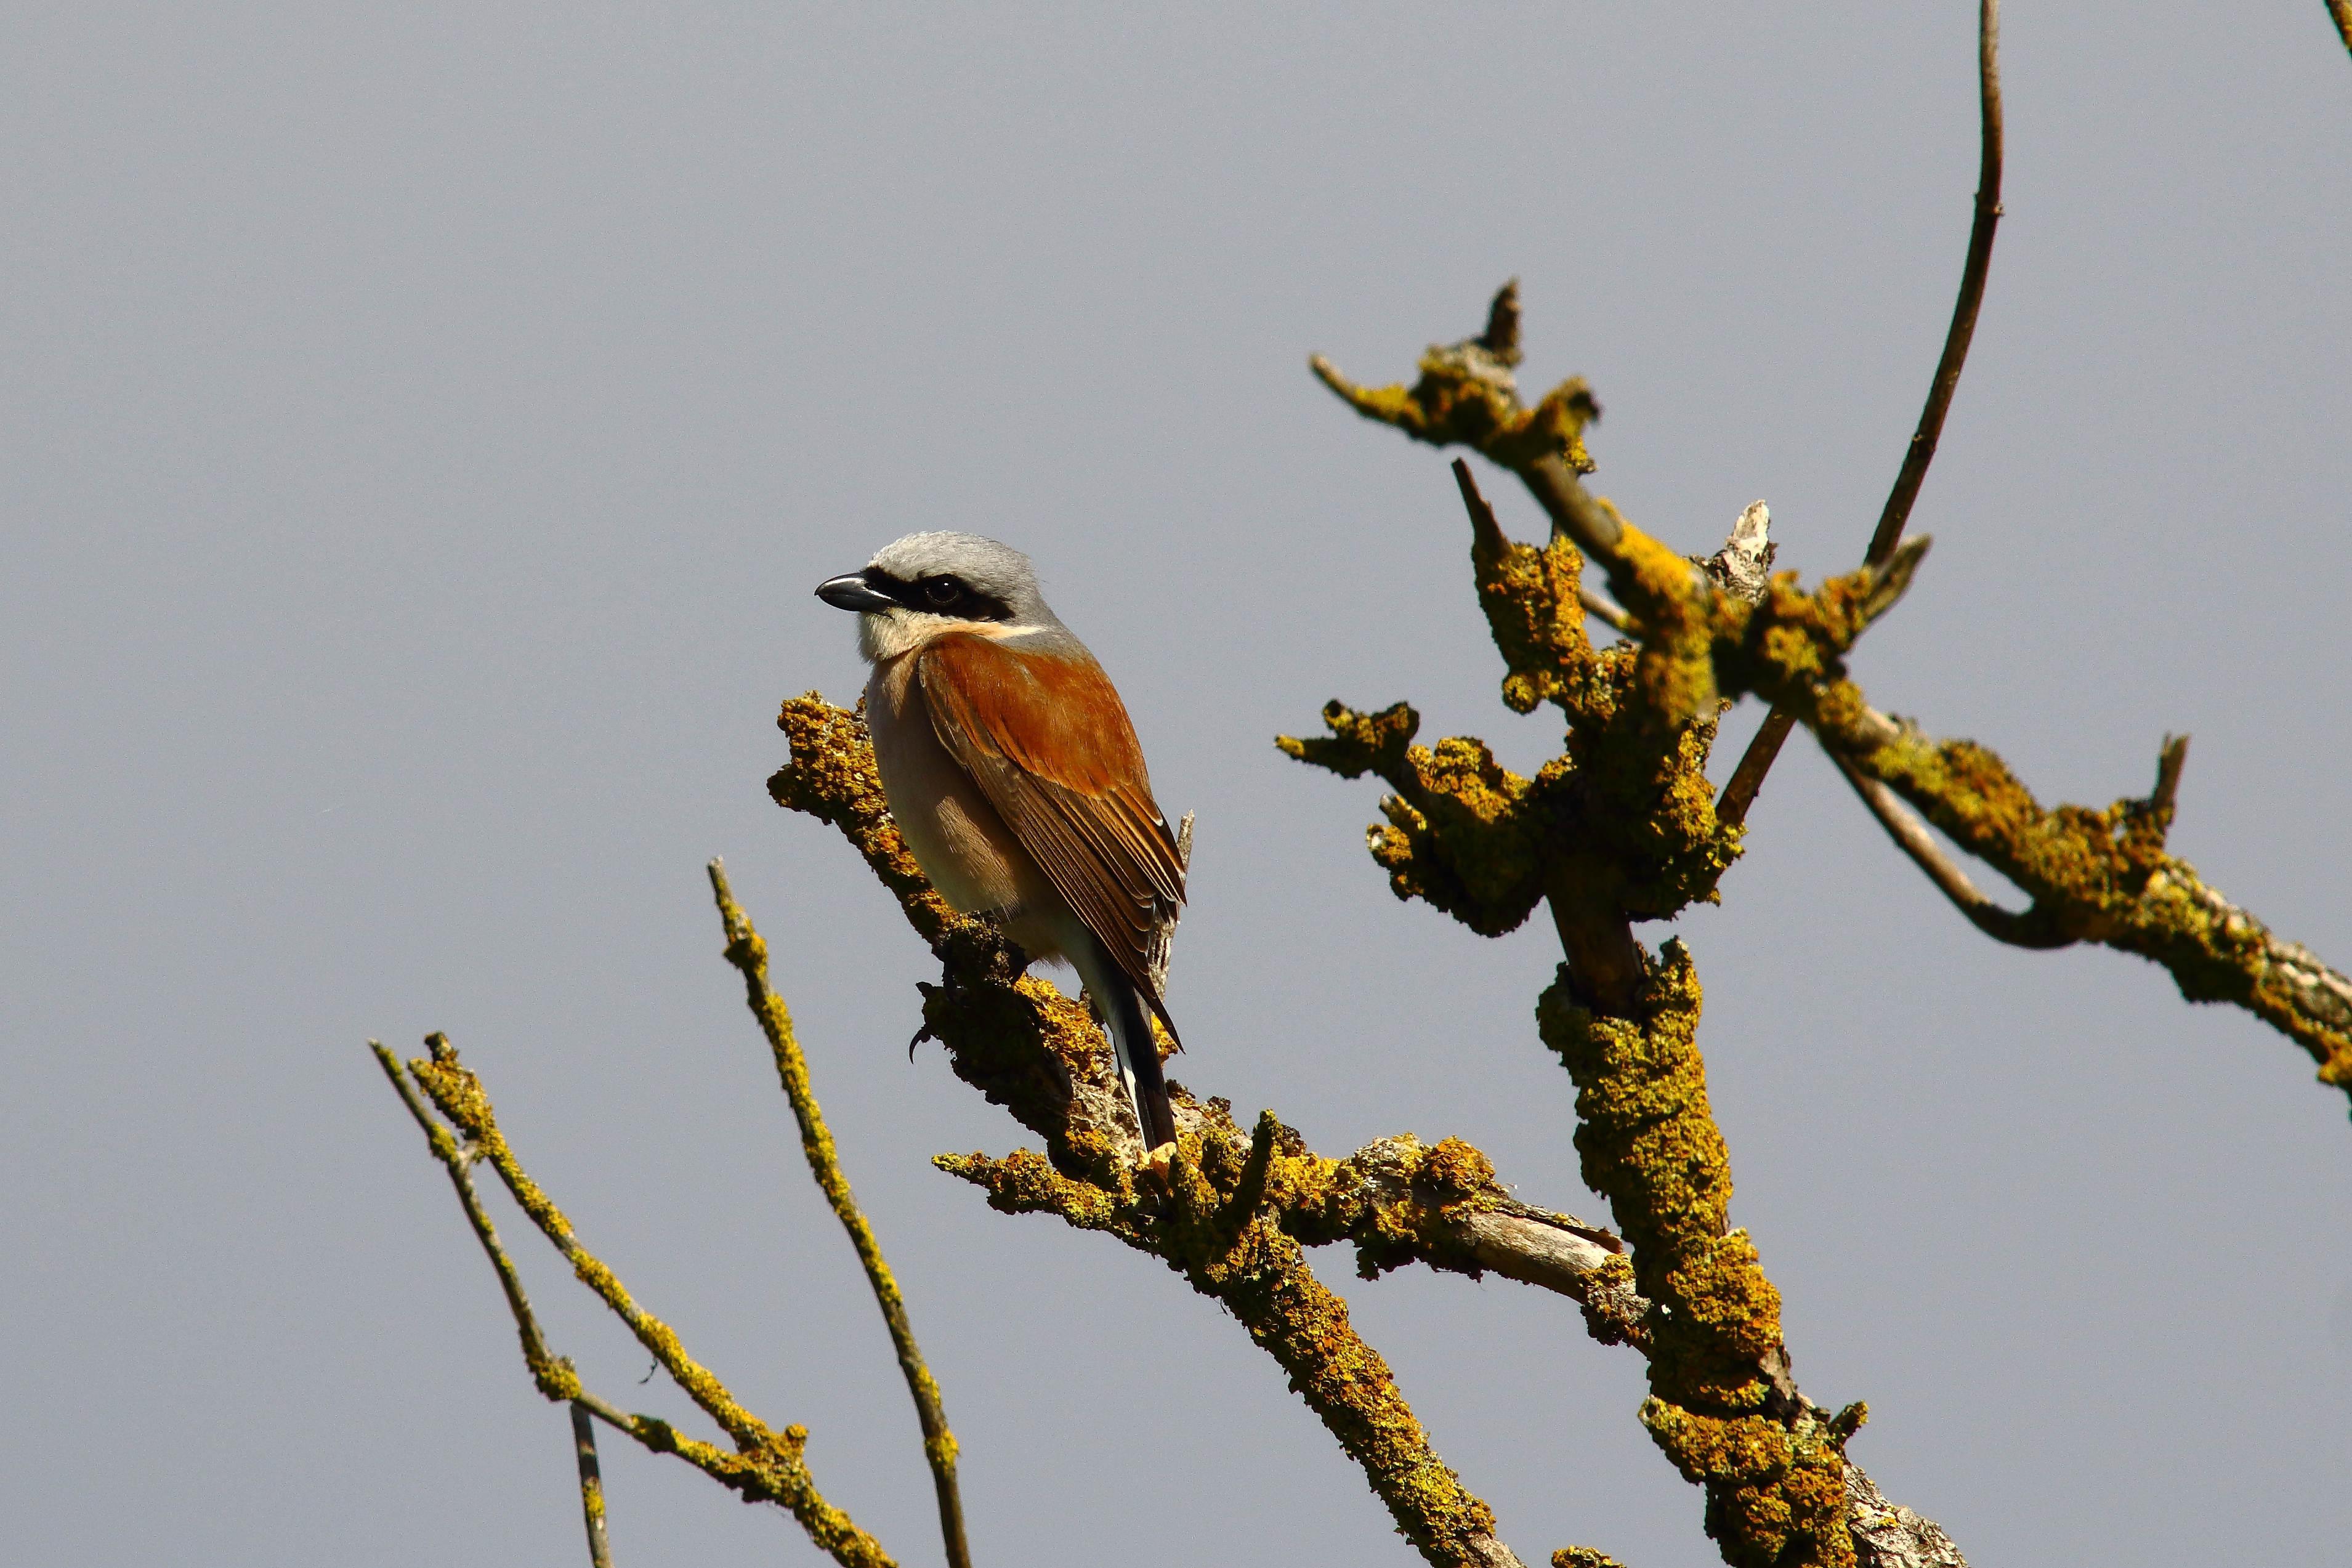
[[1718, 0, 2003, 828], [1829, 752, 2071, 948], [709, 861, 971, 1568], [1867, 0, 2005, 568]]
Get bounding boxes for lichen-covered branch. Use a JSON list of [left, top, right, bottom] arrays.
[[1306, 305, 1963, 1566], [1311, 283, 1641, 614], [1832, 710, 2352, 1088], [770, 697, 1639, 1566], [1538, 953, 1861, 1567], [938, 1119, 1537, 1567], [706, 860, 971, 1568], [373, 1042, 583, 1400], [384, 1034, 895, 1568], [1702, 564, 2352, 1096]]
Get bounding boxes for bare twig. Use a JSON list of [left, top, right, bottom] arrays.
[[572, 1402, 614, 1568], [1715, 710, 1798, 829], [1869, 0, 2004, 568], [1519, 453, 1625, 565], [2151, 733, 2188, 820], [708, 861, 970, 1568], [1577, 585, 1638, 637], [1829, 753, 2071, 948], [1719, 0, 2002, 828]]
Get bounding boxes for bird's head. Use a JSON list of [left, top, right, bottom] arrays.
[[817, 531, 1064, 663]]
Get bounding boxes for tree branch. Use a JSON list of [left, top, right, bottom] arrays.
[[939, 1131, 1542, 1568], [387, 1035, 897, 1568], [1716, 0, 2003, 829], [707, 859, 971, 1568], [571, 1402, 615, 1568], [772, 697, 1675, 1566], [1821, 715, 2352, 1086], [1707, 563, 2352, 1094], [1842, 1464, 1967, 1568], [1829, 753, 2072, 948], [1312, 323, 1967, 1567], [1867, 0, 2004, 568]]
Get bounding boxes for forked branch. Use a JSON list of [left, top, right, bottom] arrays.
[[772, 696, 1652, 1568], [1703, 570, 2352, 1094], [1716, 0, 2004, 828], [374, 1037, 897, 1568]]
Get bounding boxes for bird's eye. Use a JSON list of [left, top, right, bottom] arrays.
[[921, 576, 963, 607]]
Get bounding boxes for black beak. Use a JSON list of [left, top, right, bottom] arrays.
[[815, 572, 897, 613]]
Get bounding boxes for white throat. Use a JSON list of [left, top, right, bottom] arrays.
[[857, 608, 1045, 663]]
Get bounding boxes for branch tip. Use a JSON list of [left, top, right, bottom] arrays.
[[709, 875, 971, 1568], [2151, 733, 2189, 818]]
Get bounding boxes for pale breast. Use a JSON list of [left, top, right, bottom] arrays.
[[865, 654, 1051, 928]]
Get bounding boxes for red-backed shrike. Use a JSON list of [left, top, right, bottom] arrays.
[[817, 532, 1184, 1153]]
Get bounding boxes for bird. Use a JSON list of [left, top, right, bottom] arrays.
[[815, 531, 1186, 1155]]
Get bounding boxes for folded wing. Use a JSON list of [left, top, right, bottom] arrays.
[[916, 631, 1185, 1030]]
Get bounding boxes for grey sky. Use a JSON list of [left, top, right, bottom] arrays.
[[5, 4, 2348, 1564]]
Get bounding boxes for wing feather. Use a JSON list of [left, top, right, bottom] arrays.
[[916, 632, 1184, 1016]]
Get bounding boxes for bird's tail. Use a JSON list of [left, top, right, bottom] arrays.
[[1098, 970, 1178, 1152]]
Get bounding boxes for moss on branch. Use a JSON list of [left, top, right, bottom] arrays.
[[939, 1117, 1519, 1566]]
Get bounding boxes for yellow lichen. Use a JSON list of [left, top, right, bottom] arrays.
[[1538, 947, 1854, 1567]]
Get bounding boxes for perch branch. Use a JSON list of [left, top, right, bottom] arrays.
[[773, 697, 1670, 1566], [707, 859, 971, 1568], [1717, 0, 2003, 828]]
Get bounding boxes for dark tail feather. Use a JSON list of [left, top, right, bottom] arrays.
[[1102, 974, 1178, 1150]]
